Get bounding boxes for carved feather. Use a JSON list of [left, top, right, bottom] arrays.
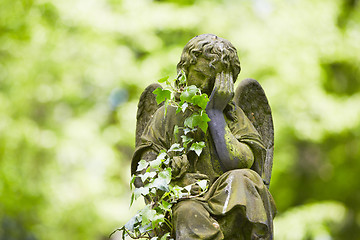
[[136, 83, 164, 147], [234, 78, 274, 188]]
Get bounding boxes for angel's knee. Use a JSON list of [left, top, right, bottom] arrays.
[[173, 200, 223, 240]]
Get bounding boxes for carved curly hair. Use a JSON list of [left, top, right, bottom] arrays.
[[176, 34, 241, 83]]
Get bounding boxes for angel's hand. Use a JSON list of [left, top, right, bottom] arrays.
[[206, 71, 234, 111], [171, 154, 190, 179], [172, 172, 209, 195]]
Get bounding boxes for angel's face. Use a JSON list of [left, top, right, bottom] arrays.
[[187, 56, 223, 95]]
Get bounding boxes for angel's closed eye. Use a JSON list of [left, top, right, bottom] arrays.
[[194, 69, 211, 78]]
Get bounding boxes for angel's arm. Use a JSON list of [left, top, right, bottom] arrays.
[[206, 72, 254, 172]]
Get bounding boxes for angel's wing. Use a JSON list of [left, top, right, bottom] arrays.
[[234, 78, 274, 187], [135, 83, 164, 147]]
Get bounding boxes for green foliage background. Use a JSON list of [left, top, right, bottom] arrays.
[[1, 0, 359, 239]]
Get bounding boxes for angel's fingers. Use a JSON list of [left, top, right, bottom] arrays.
[[214, 72, 222, 90], [172, 157, 182, 168], [221, 72, 230, 94], [224, 72, 230, 91], [228, 72, 234, 95], [177, 163, 189, 179], [219, 71, 227, 92], [209, 73, 222, 100], [179, 158, 190, 170], [192, 173, 209, 180]]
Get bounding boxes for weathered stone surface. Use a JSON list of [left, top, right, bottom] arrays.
[[134, 34, 276, 239]]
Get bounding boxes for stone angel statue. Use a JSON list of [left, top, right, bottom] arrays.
[[131, 34, 276, 240]]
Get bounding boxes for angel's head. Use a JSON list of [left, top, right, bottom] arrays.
[[176, 34, 241, 94]]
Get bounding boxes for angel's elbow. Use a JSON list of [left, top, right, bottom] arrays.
[[230, 144, 254, 169]]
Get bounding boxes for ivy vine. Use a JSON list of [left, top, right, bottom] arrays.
[[111, 73, 211, 240]]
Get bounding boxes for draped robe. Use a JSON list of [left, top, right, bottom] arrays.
[[132, 103, 276, 240]]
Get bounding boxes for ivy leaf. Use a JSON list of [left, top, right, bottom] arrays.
[[152, 151, 167, 168], [160, 232, 171, 240], [170, 185, 184, 199], [136, 160, 149, 172], [180, 85, 199, 103], [164, 98, 170, 117], [158, 76, 169, 83], [168, 143, 184, 152], [125, 214, 140, 231], [130, 175, 136, 190], [151, 168, 171, 192], [134, 186, 149, 200], [152, 213, 165, 229], [184, 114, 197, 129], [160, 191, 171, 201], [180, 102, 188, 113], [163, 157, 170, 165], [197, 179, 208, 191], [160, 200, 172, 211], [153, 88, 171, 104], [159, 168, 172, 184], [139, 223, 152, 233], [150, 187, 157, 194], [140, 171, 157, 182], [198, 111, 211, 133], [191, 94, 209, 110], [183, 127, 192, 135], [130, 193, 135, 207], [181, 135, 193, 148], [157, 151, 167, 161], [184, 185, 192, 193], [141, 206, 157, 226], [190, 141, 205, 156], [150, 157, 162, 170], [184, 112, 210, 133], [152, 178, 169, 192], [178, 71, 186, 86]]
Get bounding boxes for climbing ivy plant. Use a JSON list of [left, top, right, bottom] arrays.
[[111, 73, 211, 239]]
